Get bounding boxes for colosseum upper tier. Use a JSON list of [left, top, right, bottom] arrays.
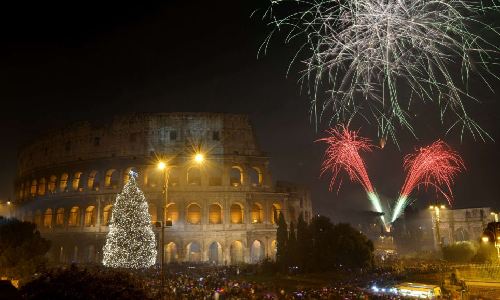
[[14, 112, 312, 265]]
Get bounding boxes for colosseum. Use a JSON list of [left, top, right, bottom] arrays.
[[13, 112, 312, 265]]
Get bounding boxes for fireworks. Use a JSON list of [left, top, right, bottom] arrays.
[[261, 0, 498, 141], [390, 140, 464, 222], [318, 125, 387, 226]]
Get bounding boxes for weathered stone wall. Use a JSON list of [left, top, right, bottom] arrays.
[[14, 112, 313, 265]]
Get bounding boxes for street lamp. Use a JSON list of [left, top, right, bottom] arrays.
[[430, 205, 446, 249], [482, 224, 500, 261], [491, 212, 499, 223], [156, 151, 206, 299]]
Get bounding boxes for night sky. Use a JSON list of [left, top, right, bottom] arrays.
[[0, 1, 498, 220]]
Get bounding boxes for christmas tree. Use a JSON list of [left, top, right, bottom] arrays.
[[102, 171, 157, 268]]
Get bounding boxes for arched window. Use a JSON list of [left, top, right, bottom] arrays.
[[187, 203, 201, 224], [251, 203, 263, 224], [165, 242, 178, 263], [186, 242, 202, 262], [148, 204, 157, 224], [48, 175, 57, 193], [250, 240, 265, 263], [249, 167, 263, 186], [187, 167, 201, 185], [208, 241, 222, 265], [230, 166, 243, 186], [30, 179, 37, 196], [84, 206, 95, 226], [230, 241, 244, 265], [230, 203, 243, 224], [87, 170, 99, 190], [68, 206, 80, 226], [102, 205, 112, 226], [43, 208, 53, 228], [60, 173, 69, 191], [208, 204, 222, 224], [271, 203, 282, 224], [56, 208, 65, 226], [37, 178, 46, 195], [104, 169, 118, 188], [166, 203, 179, 224], [72, 172, 82, 191]]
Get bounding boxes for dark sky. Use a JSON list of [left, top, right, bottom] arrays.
[[0, 1, 498, 220]]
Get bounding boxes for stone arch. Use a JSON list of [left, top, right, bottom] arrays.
[[186, 241, 202, 262], [30, 179, 37, 196], [166, 203, 179, 224], [87, 170, 99, 190], [230, 166, 243, 186], [148, 203, 157, 224], [56, 208, 65, 226], [68, 206, 80, 226], [72, 172, 82, 191], [249, 167, 263, 186], [37, 177, 46, 195], [250, 240, 265, 263], [43, 208, 53, 228], [230, 203, 244, 224], [59, 173, 69, 191], [187, 167, 201, 185], [208, 203, 222, 224], [208, 241, 223, 265], [454, 227, 470, 242], [104, 169, 119, 188], [251, 202, 263, 224], [102, 205, 113, 226], [186, 203, 201, 224], [48, 175, 57, 193], [271, 203, 282, 224], [165, 242, 178, 263], [84, 206, 96, 227], [230, 240, 244, 265]]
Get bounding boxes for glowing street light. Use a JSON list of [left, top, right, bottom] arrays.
[[482, 236, 490, 243], [157, 161, 166, 170], [194, 153, 205, 164]]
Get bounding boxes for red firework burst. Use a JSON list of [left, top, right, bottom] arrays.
[[318, 125, 374, 193], [400, 140, 464, 204]]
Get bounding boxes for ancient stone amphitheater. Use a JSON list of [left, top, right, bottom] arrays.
[[14, 113, 312, 265]]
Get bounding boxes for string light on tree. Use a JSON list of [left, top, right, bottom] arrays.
[[102, 170, 157, 269]]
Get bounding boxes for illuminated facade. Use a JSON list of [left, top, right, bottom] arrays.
[[14, 113, 312, 265]]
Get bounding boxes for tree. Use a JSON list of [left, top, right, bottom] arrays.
[[310, 215, 336, 271], [288, 221, 298, 267], [296, 213, 313, 272], [102, 171, 156, 269], [0, 217, 50, 280], [331, 223, 374, 269], [275, 212, 288, 269], [20, 265, 152, 300]]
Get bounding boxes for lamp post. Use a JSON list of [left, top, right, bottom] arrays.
[[430, 205, 446, 249], [156, 152, 205, 299]]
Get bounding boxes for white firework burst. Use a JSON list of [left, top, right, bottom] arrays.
[[260, 0, 499, 142]]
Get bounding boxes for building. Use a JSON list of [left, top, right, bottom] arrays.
[[431, 207, 495, 249], [13, 112, 312, 265]]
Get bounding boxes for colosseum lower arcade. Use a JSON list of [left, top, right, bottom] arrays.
[[13, 113, 313, 265]]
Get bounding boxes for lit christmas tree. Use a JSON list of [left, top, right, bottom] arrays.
[[102, 171, 157, 268]]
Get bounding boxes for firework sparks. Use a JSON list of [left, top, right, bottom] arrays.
[[260, 0, 498, 141], [318, 125, 387, 226], [390, 140, 464, 222]]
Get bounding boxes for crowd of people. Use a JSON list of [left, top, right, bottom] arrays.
[[150, 265, 411, 299]]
